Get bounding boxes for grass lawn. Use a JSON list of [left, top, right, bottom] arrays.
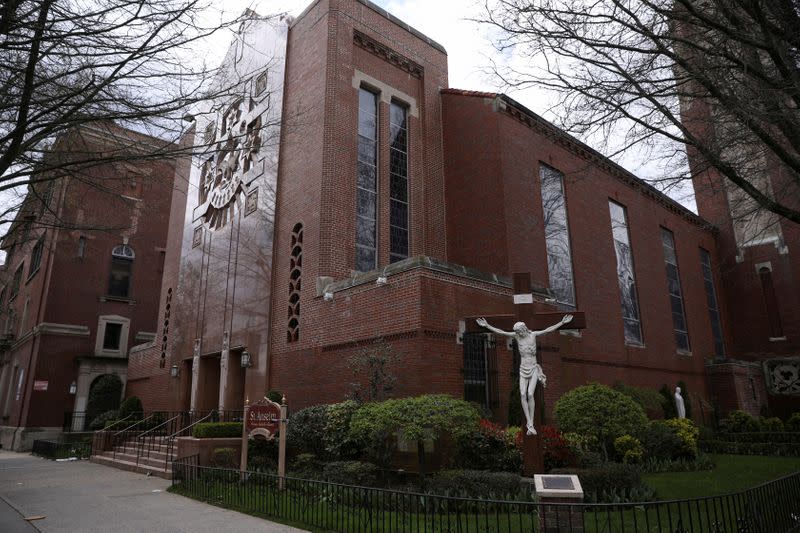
[[643, 454, 800, 500]]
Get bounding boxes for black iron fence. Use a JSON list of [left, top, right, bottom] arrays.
[[32, 439, 91, 460], [171, 457, 800, 533]]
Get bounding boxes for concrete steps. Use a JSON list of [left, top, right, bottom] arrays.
[[90, 436, 175, 480]]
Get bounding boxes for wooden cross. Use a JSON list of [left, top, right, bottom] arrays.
[[469, 272, 587, 475]]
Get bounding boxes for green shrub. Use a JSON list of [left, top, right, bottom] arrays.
[[322, 461, 379, 486], [287, 404, 329, 457], [349, 395, 480, 476], [266, 390, 283, 403], [662, 418, 699, 459], [86, 374, 123, 425], [290, 453, 321, 480], [456, 419, 521, 473], [640, 420, 684, 460], [563, 432, 603, 467], [210, 447, 238, 468], [676, 381, 692, 420], [248, 438, 277, 472], [117, 396, 143, 419], [613, 435, 643, 464], [612, 382, 666, 419], [721, 410, 760, 433], [760, 416, 784, 432], [90, 410, 119, 430], [550, 463, 641, 502], [787, 413, 800, 432], [659, 385, 677, 419], [192, 422, 242, 438], [639, 454, 715, 474], [427, 470, 524, 500], [554, 384, 648, 460], [323, 400, 363, 461]]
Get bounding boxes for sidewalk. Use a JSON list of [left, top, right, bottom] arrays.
[[0, 450, 307, 533]]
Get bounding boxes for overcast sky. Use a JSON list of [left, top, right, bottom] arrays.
[[214, 0, 697, 211]]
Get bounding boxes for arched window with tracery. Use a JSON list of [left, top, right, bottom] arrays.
[[287, 223, 303, 342], [109, 244, 135, 298]]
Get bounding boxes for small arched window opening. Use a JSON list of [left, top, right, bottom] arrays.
[[287, 223, 303, 342], [109, 245, 135, 298], [758, 266, 783, 339]]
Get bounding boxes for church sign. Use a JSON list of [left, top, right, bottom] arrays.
[[245, 398, 282, 439]]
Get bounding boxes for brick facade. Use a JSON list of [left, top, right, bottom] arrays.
[[0, 123, 175, 449], [122, 0, 798, 423]]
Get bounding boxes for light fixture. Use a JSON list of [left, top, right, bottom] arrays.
[[376, 275, 387, 286], [323, 291, 334, 301], [170, 364, 179, 378], [241, 350, 251, 368], [68, 381, 77, 395]]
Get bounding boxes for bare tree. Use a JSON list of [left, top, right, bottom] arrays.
[[0, 1, 284, 234], [480, 0, 800, 226]]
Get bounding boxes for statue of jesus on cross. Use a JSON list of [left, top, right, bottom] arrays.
[[476, 314, 573, 436]]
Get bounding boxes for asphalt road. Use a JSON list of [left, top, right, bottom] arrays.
[[0, 451, 307, 533]]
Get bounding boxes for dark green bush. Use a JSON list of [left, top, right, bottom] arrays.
[[456, 420, 521, 473], [700, 440, 800, 456], [427, 470, 524, 500], [210, 447, 238, 468], [322, 461, 379, 486], [760, 416, 784, 432], [639, 454, 715, 474], [287, 404, 329, 457], [290, 453, 321, 480], [659, 385, 677, 419], [248, 438, 277, 472], [90, 410, 119, 430], [554, 384, 648, 460], [86, 374, 123, 424], [323, 400, 364, 461], [551, 463, 641, 501], [192, 422, 242, 438], [787, 413, 800, 432], [721, 410, 760, 433], [640, 420, 685, 460], [676, 381, 692, 420], [266, 390, 283, 403], [117, 396, 143, 419], [612, 382, 666, 419]]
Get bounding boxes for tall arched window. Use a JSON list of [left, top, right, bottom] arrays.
[[109, 244, 134, 298]]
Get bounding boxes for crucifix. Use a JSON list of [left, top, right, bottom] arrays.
[[467, 272, 586, 475]]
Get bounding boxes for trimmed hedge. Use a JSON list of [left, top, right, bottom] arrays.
[[210, 447, 238, 468], [701, 440, 800, 457], [427, 470, 524, 500], [192, 422, 242, 438], [551, 463, 641, 501], [322, 461, 379, 487]]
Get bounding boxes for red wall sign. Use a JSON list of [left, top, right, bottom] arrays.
[[246, 399, 281, 435], [33, 380, 48, 391]]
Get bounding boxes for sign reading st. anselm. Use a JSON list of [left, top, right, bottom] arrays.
[[246, 398, 281, 437]]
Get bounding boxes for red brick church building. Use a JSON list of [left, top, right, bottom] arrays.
[[125, 0, 799, 423]]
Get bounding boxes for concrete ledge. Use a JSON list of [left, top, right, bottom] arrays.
[[176, 437, 242, 467]]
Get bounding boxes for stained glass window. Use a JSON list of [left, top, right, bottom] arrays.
[[700, 248, 725, 358], [609, 201, 643, 344], [355, 88, 378, 272], [540, 164, 575, 308], [389, 102, 409, 263], [661, 229, 690, 352]]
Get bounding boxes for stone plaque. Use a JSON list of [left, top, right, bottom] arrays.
[[542, 476, 575, 490], [534, 474, 584, 499]]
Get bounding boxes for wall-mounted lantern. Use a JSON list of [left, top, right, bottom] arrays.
[[68, 381, 77, 395], [241, 350, 252, 368], [170, 364, 179, 378]]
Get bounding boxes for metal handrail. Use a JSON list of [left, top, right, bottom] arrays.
[[164, 410, 217, 471], [103, 412, 138, 432], [136, 413, 183, 465], [113, 414, 155, 438]]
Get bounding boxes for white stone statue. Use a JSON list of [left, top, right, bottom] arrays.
[[674, 386, 686, 419], [476, 314, 573, 436]]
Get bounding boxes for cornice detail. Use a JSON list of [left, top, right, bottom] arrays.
[[353, 30, 423, 79]]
